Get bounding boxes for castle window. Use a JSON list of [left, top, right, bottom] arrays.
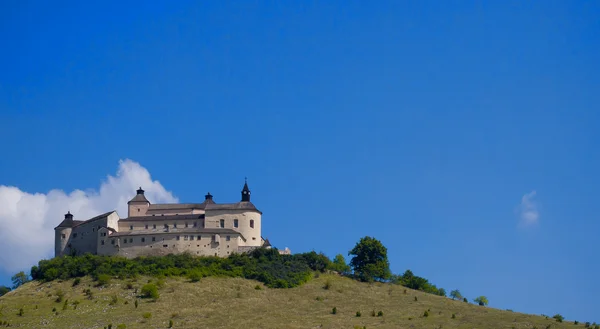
[[130, 225, 133, 230], [219, 219, 225, 228], [193, 222, 198, 227], [129, 238, 133, 243], [141, 237, 145, 243], [145, 224, 148, 229], [92, 228, 95, 232], [164, 224, 168, 229], [73, 233, 78, 238], [61, 234, 66, 239], [173, 223, 177, 228], [111, 239, 115, 245], [184, 235, 189, 241], [226, 236, 231, 241], [185, 222, 189, 228], [234, 219, 239, 228], [124, 239, 127, 244], [153, 224, 156, 229], [152, 237, 156, 242], [163, 245, 168, 248], [190, 236, 194, 241], [197, 235, 201, 240], [250, 220, 254, 228], [101, 240, 104, 245], [176, 236, 180, 241], [252, 237, 256, 240]]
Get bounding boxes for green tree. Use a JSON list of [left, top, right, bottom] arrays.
[[437, 288, 447, 297], [0, 285, 10, 296], [473, 296, 489, 306], [330, 254, 351, 274], [450, 289, 463, 300], [348, 236, 391, 282], [11, 271, 29, 289], [141, 283, 159, 300]]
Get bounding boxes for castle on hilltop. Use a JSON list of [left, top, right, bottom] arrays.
[[54, 180, 289, 258]]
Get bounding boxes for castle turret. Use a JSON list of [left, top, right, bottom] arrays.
[[204, 192, 215, 204], [128, 187, 150, 217], [241, 178, 251, 202], [54, 211, 74, 257]]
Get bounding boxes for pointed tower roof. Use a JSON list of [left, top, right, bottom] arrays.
[[128, 187, 149, 204], [241, 177, 251, 202], [55, 211, 75, 228], [203, 192, 216, 204]]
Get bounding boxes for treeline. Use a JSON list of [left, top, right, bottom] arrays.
[[30, 248, 337, 288], [390, 269, 446, 296]]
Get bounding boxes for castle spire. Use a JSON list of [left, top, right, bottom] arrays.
[[241, 177, 251, 202]]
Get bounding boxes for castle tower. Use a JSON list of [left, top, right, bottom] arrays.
[[54, 211, 74, 257], [241, 178, 251, 202], [128, 187, 150, 217]]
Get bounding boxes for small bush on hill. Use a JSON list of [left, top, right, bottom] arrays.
[[55, 289, 65, 303], [377, 311, 383, 317], [553, 314, 564, 323], [168, 319, 173, 328], [96, 274, 111, 287], [356, 311, 361, 317], [423, 310, 429, 317], [72, 278, 81, 287], [188, 271, 202, 283], [323, 279, 332, 290], [116, 324, 126, 329], [141, 283, 159, 300], [332, 307, 337, 314], [109, 295, 118, 306], [142, 312, 152, 319], [134, 299, 138, 308]]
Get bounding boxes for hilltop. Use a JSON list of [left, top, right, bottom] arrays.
[[0, 274, 583, 329]]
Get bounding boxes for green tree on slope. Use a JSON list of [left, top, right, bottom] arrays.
[[348, 236, 391, 282], [450, 289, 463, 300]]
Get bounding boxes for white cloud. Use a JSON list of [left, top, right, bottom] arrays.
[[518, 190, 539, 227], [0, 159, 178, 274]]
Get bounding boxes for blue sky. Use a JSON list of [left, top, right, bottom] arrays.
[[1, 0, 599, 321]]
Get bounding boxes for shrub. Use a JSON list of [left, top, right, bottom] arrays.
[[356, 311, 361, 317], [331, 307, 337, 314], [188, 271, 202, 283], [141, 283, 159, 300], [575, 321, 579, 325], [55, 290, 65, 303], [109, 295, 118, 306], [414, 296, 418, 302], [168, 319, 173, 328], [377, 311, 383, 317], [315, 296, 324, 301], [116, 325, 126, 329], [585, 323, 590, 328], [323, 279, 332, 290], [84, 289, 94, 300], [452, 313, 456, 319], [126, 283, 134, 290], [108, 324, 112, 329], [134, 299, 138, 308], [553, 314, 564, 323], [423, 310, 429, 317], [52, 307, 56, 312], [72, 278, 81, 287], [142, 312, 152, 319], [96, 274, 111, 287], [62, 299, 69, 310], [124, 300, 128, 305], [17, 308, 24, 316], [463, 297, 468, 303], [371, 310, 376, 317], [254, 285, 262, 290]]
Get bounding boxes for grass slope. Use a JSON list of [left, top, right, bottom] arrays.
[[0, 275, 576, 329]]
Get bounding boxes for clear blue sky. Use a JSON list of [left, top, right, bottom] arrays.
[[1, 0, 598, 322]]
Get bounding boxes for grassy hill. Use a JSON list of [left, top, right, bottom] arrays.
[[0, 274, 580, 329]]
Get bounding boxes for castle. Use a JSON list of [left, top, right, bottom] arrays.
[[54, 180, 286, 258]]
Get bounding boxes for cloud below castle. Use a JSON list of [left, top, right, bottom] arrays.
[[0, 159, 178, 274]]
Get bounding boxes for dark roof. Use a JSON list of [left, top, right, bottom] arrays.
[[55, 211, 115, 229], [263, 238, 272, 247], [109, 228, 241, 237], [73, 211, 116, 228], [147, 203, 206, 211], [205, 202, 261, 213], [120, 214, 205, 222], [146, 201, 261, 214]]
